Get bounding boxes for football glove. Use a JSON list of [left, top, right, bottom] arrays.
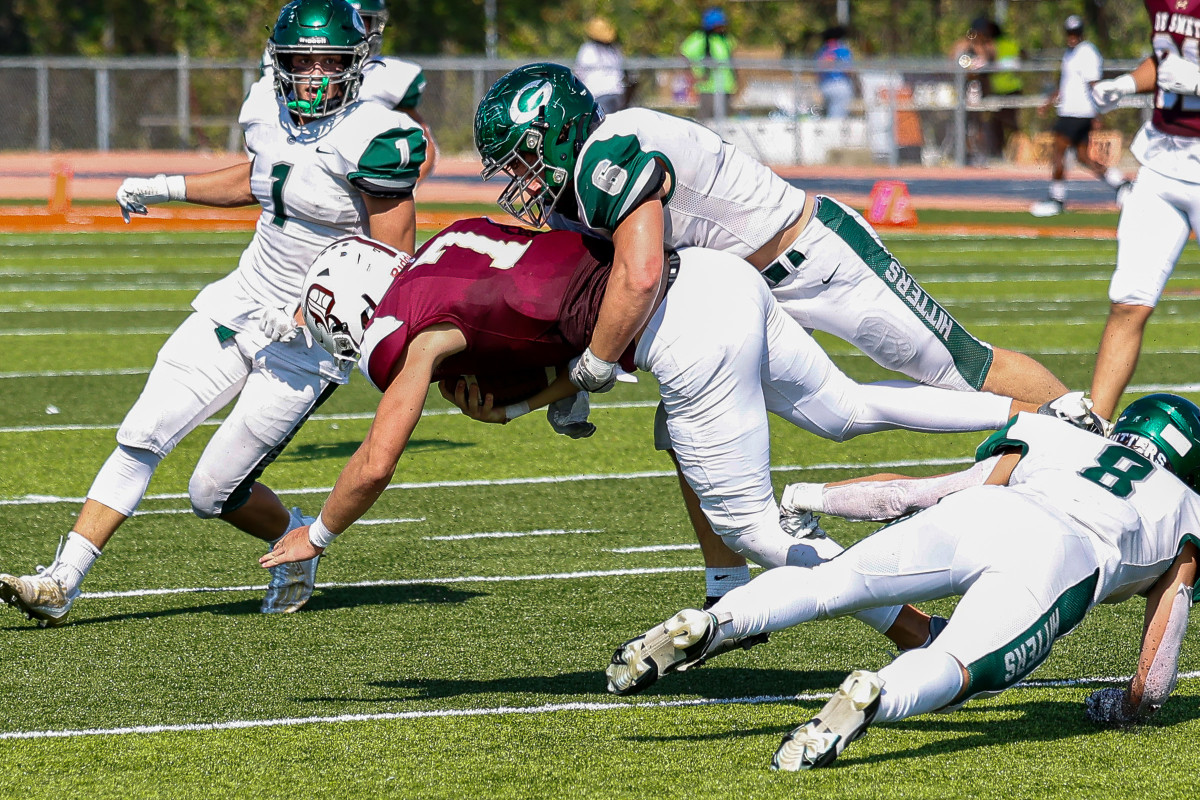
[[1090, 74, 1136, 113], [1037, 391, 1112, 437], [1084, 687, 1139, 727], [569, 347, 618, 393], [547, 391, 596, 439], [1157, 52, 1200, 96], [116, 174, 186, 223], [250, 306, 299, 343]]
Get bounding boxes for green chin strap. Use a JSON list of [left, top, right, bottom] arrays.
[[287, 76, 329, 115]]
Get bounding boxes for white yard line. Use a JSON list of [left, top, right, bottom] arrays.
[[605, 544, 701, 553], [1, 670, 1190, 742], [424, 528, 602, 541]]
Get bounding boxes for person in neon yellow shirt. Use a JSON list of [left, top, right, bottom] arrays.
[[680, 7, 736, 120]]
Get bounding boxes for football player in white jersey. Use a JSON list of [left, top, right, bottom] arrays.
[[0, 0, 426, 627], [605, 394, 1200, 770], [261, 0, 438, 182], [1085, 1, 1200, 421], [473, 63, 1070, 608]]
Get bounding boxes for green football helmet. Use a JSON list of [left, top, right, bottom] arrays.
[[348, 0, 388, 55], [474, 63, 601, 227], [268, 0, 370, 120], [1110, 393, 1200, 488]]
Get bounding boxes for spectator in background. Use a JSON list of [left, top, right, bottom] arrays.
[[950, 16, 996, 163], [987, 20, 1025, 158], [575, 16, 627, 114], [681, 7, 736, 120], [816, 26, 854, 119], [1030, 14, 1129, 217]]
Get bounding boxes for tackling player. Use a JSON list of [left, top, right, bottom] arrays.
[[263, 219, 1037, 653], [606, 395, 1200, 770], [1085, 1, 1200, 421], [0, 0, 426, 626], [471, 63, 1070, 608]]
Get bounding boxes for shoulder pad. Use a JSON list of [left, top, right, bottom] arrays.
[[575, 133, 663, 231]]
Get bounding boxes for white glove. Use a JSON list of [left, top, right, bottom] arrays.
[[1037, 391, 1111, 437], [251, 306, 299, 343], [1091, 74, 1136, 113], [1084, 687, 1139, 727], [1158, 52, 1200, 96], [568, 347, 618, 393], [116, 173, 186, 223], [547, 391, 596, 439]]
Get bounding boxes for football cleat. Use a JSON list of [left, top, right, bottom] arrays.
[[606, 608, 719, 695], [771, 670, 884, 771], [1029, 198, 1064, 218], [261, 508, 321, 614], [0, 568, 78, 627]]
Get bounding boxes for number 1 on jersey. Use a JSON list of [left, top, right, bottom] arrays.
[[270, 162, 293, 227]]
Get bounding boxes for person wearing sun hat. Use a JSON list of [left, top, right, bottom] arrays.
[[575, 16, 628, 114]]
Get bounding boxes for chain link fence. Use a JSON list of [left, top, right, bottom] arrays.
[[0, 54, 1150, 167]]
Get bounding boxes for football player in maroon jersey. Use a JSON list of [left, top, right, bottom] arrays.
[[264, 219, 1040, 650], [1088, 1, 1200, 420]]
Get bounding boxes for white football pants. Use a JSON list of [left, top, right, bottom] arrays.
[[105, 312, 334, 518], [1110, 167, 1200, 308], [711, 485, 1101, 713], [635, 248, 1012, 632]]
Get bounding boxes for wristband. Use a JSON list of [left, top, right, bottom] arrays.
[[1112, 73, 1137, 97], [504, 400, 531, 422], [164, 174, 187, 202], [307, 513, 339, 549]]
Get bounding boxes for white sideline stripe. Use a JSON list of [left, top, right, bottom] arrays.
[[0, 305, 188, 313], [9, 346, 1200, 380], [425, 528, 602, 541], [606, 544, 701, 553], [78, 565, 704, 600], [0, 457, 974, 507], [0, 401, 662, 435], [3, 671, 1195, 741], [356, 517, 426, 525]]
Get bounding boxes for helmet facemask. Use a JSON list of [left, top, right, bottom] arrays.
[[269, 43, 369, 120], [487, 124, 571, 228]]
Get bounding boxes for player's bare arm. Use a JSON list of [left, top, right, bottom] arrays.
[[364, 193, 417, 254], [261, 325, 466, 567], [1086, 541, 1198, 725], [586, 194, 669, 366], [115, 162, 255, 222]]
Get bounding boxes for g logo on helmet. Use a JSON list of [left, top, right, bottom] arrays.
[[509, 80, 554, 124]]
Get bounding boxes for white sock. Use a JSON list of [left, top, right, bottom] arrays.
[[48, 532, 101, 595], [1049, 180, 1067, 203], [874, 649, 965, 723], [1103, 167, 1125, 189], [706, 565, 750, 598]]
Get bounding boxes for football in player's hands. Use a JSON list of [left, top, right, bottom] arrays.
[[448, 365, 566, 406]]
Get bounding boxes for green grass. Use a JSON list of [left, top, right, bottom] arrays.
[[1, 227, 1199, 798]]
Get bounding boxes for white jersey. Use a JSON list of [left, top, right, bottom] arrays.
[[1057, 41, 1103, 118], [259, 53, 426, 111], [191, 76, 425, 380], [1131, 122, 1200, 185], [549, 108, 803, 258], [976, 412, 1200, 604]]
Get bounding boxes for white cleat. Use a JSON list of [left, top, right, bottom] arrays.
[[606, 608, 718, 695], [1029, 199, 1064, 218], [261, 507, 321, 614], [771, 670, 884, 771], [0, 568, 77, 627]]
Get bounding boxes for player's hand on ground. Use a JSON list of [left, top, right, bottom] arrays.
[[438, 378, 506, 424], [1083, 687, 1139, 727], [251, 306, 300, 342], [116, 174, 185, 223], [260, 527, 323, 568]]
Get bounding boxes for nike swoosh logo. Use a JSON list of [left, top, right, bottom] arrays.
[[316, 145, 336, 154], [713, 574, 732, 581], [821, 264, 841, 284]]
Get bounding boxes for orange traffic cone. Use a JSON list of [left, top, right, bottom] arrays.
[[48, 162, 74, 216], [866, 180, 918, 227]]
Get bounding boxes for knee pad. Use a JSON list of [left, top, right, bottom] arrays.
[[189, 464, 235, 519], [87, 445, 162, 517]]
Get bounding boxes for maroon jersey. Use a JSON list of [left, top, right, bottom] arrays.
[[357, 217, 622, 391], [1148, 0, 1200, 137]]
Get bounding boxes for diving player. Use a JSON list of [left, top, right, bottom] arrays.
[[605, 395, 1200, 771], [0, 0, 426, 625]]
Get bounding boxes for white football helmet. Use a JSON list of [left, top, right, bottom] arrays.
[[302, 235, 411, 365]]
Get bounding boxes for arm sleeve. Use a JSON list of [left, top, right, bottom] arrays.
[[348, 125, 426, 198], [782, 456, 1001, 521], [1137, 582, 1192, 714]]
